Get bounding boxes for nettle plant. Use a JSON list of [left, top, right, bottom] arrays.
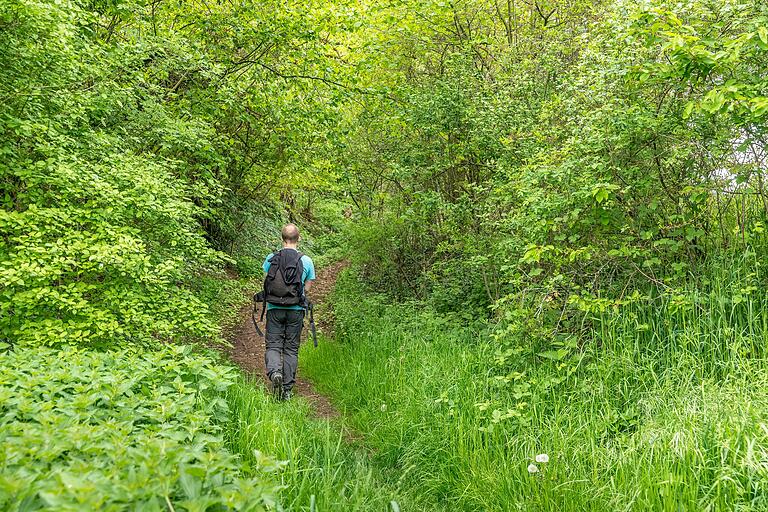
[[0, 344, 283, 510]]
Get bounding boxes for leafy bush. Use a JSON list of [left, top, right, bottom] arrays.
[[337, 0, 768, 351], [0, 2, 227, 348], [0, 345, 282, 511], [0, 0, 340, 348], [0, 152, 225, 348]]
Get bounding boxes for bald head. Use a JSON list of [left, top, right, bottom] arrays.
[[281, 224, 300, 244]]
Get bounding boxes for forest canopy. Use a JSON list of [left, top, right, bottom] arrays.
[[5, 0, 767, 348]]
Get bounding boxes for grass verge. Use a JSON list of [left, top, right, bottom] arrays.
[[301, 268, 768, 511], [225, 379, 425, 511]]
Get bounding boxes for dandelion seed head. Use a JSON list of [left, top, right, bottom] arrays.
[[535, 453, 549, 463], [527, 463, 539, 474]]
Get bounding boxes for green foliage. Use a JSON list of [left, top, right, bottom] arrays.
[[6, 0, 768, 509], [0, 0, 348, 347], [190, 274, 259, 329], [0, 1, 224, 347], [0, 345, 282, 511], [0, 151, 224, 347], [225, 380, 426, 511], [333, 0, 768, 365], [303, 268, 768, 511]]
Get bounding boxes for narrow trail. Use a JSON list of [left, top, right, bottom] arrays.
[[225, 260, 349, 419]]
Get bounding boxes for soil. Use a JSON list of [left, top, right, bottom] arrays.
[[224, 260, 349, 420]]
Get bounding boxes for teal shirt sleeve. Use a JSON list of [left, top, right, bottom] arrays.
[[302, 256, 315, 283], [263, 253, 274, 274]]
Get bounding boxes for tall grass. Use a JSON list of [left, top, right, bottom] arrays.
[[224, 379, 433, 511], [599, 252, 768, 376], [301, 265, 768, 511]]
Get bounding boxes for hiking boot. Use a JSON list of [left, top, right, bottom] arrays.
[[270, 372, 284, 400]]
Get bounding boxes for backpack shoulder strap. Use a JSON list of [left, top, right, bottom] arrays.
[[295, 251, 306, 294], [266, 250, 281, 277]]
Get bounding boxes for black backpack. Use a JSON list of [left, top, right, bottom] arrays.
[[264, 249, 305, 307], [252, 249, 317, 346]]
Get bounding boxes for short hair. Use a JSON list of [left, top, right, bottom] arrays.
[[281, 224, 300, 243]]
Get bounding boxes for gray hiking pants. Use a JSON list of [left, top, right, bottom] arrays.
[[265, 308, 304, 392]]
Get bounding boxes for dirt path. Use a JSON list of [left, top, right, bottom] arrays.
[[225, 260, 348, 419]]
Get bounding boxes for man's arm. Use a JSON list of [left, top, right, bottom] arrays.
[[303, 257, 316, 295], [303, 279, 314, 310], [262, 253, 273, 274]]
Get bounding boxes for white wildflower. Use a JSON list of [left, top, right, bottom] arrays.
[[527, 463, 539, 474], [535, 453, 549, 463], [380, 403, 387, 412]]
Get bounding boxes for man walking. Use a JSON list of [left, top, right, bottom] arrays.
[[261, 224, 315, 400]]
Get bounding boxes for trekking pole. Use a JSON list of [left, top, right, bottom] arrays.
[[309, 301, 318, 347], [251, 293, 264, 337]]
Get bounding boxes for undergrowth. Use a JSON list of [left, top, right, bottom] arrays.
[[0, 345, 282, 511], [225, 380, 425, 511], [302, 267, 768, 511]]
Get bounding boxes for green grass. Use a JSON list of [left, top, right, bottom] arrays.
[[301, 266, 768, 511], [11, 259, 768, 510], [3, 268, 423, 512], [190, 270, 424, 511], [224, 379, 429, 511], [192, 271, 415, 510]]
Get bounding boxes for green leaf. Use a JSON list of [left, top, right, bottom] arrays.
[[683, 101, 695, 119], [537, 349, 569, 361], [758, 26, 768, 45]]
